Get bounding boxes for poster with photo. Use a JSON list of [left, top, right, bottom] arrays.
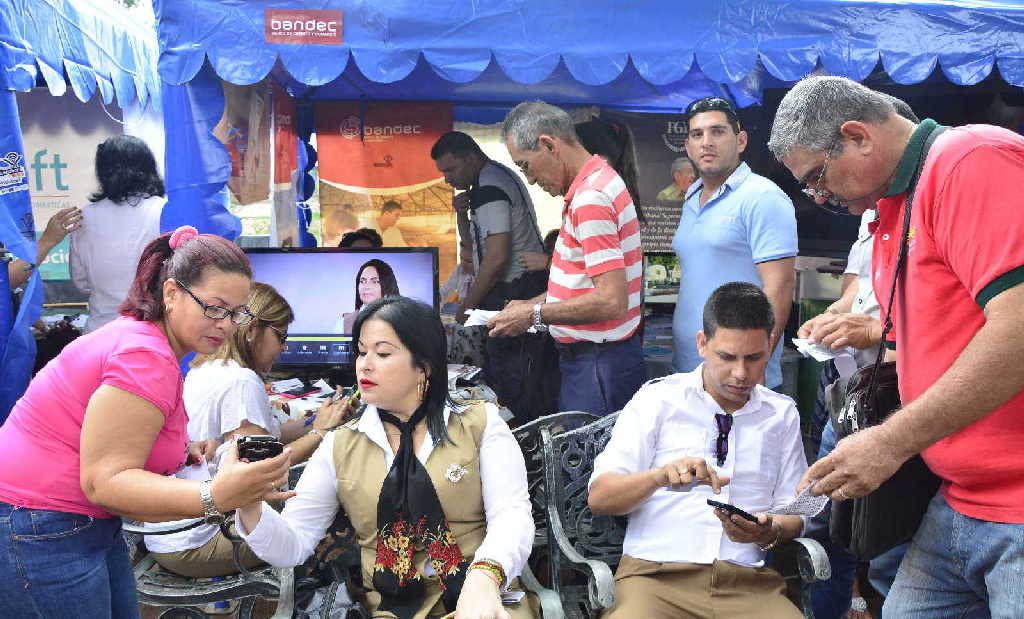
[[315, 101, 456, 277]]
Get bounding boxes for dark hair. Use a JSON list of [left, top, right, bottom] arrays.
[[430, 131, 486, 161], [354, 259, 400, 310], [89, 135, 165, 204], [120, 232, 252, 322], [542, 229, 559, 256], [685, 97, 742, 134], [351, 296, 455, 445], [339, 228, 384, 248], [575, 118, 644, 221], [702, 282, 774, 339], [380, 200, 402, 214]]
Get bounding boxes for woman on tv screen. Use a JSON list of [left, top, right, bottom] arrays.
[[336, 258, 400, 333]]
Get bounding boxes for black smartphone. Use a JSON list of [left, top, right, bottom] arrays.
[[237, 435, 284, 462], [707, 499, 759, 523]]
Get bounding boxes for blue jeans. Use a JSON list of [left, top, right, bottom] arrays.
[[0, 502, 139, 618], [557, 333, 646, 416], [884, 492, 1024, 618]]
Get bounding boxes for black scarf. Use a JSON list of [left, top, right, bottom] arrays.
[[373, 407, 469, 618]]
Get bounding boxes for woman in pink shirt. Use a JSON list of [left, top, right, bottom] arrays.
[[0, 226, 295, 618]]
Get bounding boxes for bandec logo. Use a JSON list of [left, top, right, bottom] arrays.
[[265, 9, 343, 45], [339, 115, 424, 141]]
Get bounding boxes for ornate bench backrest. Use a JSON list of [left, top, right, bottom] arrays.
[[512, 411, 600, 533], [543, 412, 627, 566]]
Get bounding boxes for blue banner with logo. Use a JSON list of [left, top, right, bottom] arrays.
[[0, 89, 41, 423]]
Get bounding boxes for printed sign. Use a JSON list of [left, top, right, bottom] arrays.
[[0, 152, 28, 197], [264, 9, 343, 45], [316, 101, 456, 276]]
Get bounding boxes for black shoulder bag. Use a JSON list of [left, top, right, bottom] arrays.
[[827, 126, 946, 560]]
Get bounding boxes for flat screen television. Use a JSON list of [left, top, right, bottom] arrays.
[[643, 251, 680, 305], [244, 247, 439, 367]]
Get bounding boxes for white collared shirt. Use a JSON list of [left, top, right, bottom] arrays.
[[589, 367, 808, 567], [238, 402, 534, 585]]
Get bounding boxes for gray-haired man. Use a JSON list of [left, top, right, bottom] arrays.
[[770, 75, 1024, 617]]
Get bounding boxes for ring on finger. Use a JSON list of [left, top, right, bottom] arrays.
[[836, 487, 849, 500]]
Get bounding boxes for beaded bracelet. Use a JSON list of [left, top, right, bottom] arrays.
[[468, 558, 505, 587]]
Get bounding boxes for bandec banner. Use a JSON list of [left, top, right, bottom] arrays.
[[316, 101, 456, 276], [271, 82, 299, 247]]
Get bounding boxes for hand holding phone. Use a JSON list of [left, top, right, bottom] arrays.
[[707, 499, 759, 523], [237, 435, 285, 462]]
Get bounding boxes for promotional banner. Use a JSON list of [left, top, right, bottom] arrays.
[[316, 101, 456, 276], [17, 89, 119, 293], [271, 82, 299, 247], [602, 110, 688, 253], [215, 80, 271, 207]]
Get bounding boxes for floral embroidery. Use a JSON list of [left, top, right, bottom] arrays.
[[374, 513, 467, 592]]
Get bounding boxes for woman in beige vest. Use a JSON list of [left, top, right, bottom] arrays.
[[229, 296, 536, 619]]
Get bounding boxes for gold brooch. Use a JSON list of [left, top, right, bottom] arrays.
[[445, 464, 468, 483]]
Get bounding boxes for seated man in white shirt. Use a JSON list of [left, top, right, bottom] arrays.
[[588, 281, 807, 619]]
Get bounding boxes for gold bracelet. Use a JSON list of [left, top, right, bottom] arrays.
[[469, 559, 505, 587]]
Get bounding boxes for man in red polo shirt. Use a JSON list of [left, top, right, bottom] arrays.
[[488, 101, 645, 416], [769, 75, 1024, 617]]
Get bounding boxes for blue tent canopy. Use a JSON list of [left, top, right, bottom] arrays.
[[158, 0, 1024, 110], [0, 0, 161, 421]]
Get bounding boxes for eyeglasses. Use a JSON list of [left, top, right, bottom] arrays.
[[800, 142, 854, 216], [714, 413, 733, 467], [174, 279, 254, 325], [265, 323, 288, 344]]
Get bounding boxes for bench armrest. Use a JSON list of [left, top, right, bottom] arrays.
[[122, 517, 205, 536], [519, 563, 564, 619], [791, 536, 831, 583], [545, 500, 615, 610]]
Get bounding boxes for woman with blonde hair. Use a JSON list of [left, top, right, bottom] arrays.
[[145, 282, 355, 578]]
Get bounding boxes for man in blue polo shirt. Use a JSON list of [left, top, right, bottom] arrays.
[[672, 97, 797, 389]]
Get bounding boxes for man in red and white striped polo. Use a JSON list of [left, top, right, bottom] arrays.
[[488, 101, 646, 416]]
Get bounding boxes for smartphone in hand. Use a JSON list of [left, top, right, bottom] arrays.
[[236, 435, 284, 462], [707, 499, 759, 523]]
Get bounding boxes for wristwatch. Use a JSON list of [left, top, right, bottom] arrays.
[[199, 479, 226, 526], [850, 597, 868, 612], [531, 303, 548, 332]]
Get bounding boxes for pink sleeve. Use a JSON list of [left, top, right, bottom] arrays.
[[102, 350, 181, 416]]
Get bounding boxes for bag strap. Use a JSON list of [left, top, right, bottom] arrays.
[[865, 124, 948, 398]]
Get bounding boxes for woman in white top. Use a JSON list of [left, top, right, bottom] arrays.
[[69, 136, 166, 333], [226, 296, 536, 619], [146, 282, 353, 577]]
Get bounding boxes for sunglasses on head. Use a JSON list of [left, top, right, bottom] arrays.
[[685, 97, 742, 132]]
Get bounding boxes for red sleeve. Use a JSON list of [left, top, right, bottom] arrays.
[[102, 350, 181, 416], [930, 143, 1024, 306]]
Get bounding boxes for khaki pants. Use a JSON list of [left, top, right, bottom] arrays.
[[602, 555, 802, 619], [152, 529, 265, 578]]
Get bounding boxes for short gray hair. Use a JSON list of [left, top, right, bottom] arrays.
[[501, 101, 578, 151], [768, 76, 897, 160], [670, 156, 694, 174]]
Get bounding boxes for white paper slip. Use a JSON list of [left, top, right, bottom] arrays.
[[791, 338, 858, 378], [772, 483, 830, 517], [464, 308, 498, 328], [271, 377, 304, 393]]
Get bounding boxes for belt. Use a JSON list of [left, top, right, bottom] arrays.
[[554, 333, 637, 360]]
